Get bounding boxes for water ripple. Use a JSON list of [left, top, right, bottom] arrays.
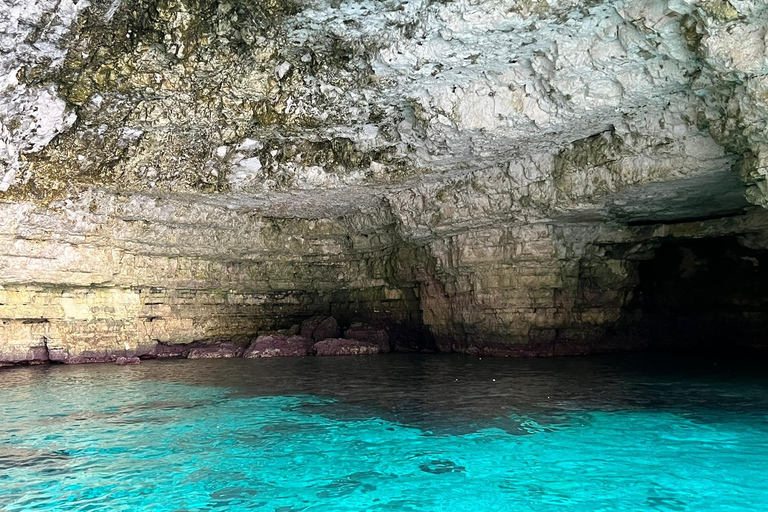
[[1, 354, 767, 511]]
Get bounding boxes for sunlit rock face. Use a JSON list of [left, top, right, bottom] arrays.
[[2, 0, 768, 362]]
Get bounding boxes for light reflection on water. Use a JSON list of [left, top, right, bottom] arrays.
[[1, 354, 767, 511]]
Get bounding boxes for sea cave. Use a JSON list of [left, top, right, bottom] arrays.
[[1, 0, 768, 510]]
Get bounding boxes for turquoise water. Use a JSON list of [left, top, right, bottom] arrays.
[[1, 354, 767, 511]]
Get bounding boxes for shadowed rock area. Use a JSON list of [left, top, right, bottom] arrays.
[[2, 0, 768, 364]]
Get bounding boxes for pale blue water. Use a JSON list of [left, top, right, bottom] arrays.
[[1, 354, 767, 511]]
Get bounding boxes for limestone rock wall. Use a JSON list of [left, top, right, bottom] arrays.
[[1, 176, 765, 363], [0, 191, 426, 363], [2, 0, 768, 362], [388, 223, 644, 356]]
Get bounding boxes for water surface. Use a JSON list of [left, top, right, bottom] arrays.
[[1, 354, 767, 511]]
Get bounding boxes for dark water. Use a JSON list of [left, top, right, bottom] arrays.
[[1, 354, 767, 511]]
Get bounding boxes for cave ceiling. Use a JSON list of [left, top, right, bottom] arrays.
[[2, 0, 768, 227]]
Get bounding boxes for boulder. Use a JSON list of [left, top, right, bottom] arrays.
[[115, 356, 141, 365], [301, 315, 341, 341], [314, 338, 381, 356], [300, 315, 326, 339], [344, 323, 390, 353], [312, 317, 340, 342], [243, 334, 315, 358]]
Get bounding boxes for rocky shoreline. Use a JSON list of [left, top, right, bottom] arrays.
[[0, 317, 392, 368]]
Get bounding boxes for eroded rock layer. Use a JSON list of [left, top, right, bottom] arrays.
[[2, 0, 768, 362]]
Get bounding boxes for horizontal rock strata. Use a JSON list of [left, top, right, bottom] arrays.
[[2, 0, 768, 363]]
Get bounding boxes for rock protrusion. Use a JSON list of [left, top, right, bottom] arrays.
[[300, 316, 325, 338], [243, 334, 315, 358], [148, 342, 189, 359], [48, 348, 118, 364], [313, 317, 340, 341], [0, 346, 49, 366], [144, 340, 247, 359], [301, 316, 340, 342]]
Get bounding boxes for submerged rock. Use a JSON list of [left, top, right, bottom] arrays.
[[419, 460, 466, 475], [314, 338, 381, 356], [243, 335, 315, 358], [344, 323, 390, 353], [0, 446, 72, 471]]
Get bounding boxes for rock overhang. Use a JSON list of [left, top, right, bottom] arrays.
[[2, 0, 768, 362], [1, 0, 765, 206]]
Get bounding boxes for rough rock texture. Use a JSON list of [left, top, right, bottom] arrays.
[[2, 0, 768, 362], [149, 342, 193, 359], [314, 338, 381, 356], [187, 342, 245, 359], [311, 316, 340, 342], [300, 316, 325, 339], [244, 334, 315, 357], [345, 323, 390, 353]]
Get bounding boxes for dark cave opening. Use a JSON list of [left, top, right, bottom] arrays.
[[635, 236, 768, 354]]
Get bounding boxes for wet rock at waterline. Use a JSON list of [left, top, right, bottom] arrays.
[[149, 343, 192, 360], [187, 343, 245, 359], [0, 334, 389, 368], [0, 346, 50, 366], [314, 339, 382, 357], [115, 356, 141, 366], [243, 335, 315, 358], [344, 324, 391, 353], [144, 341, 246, 360]]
